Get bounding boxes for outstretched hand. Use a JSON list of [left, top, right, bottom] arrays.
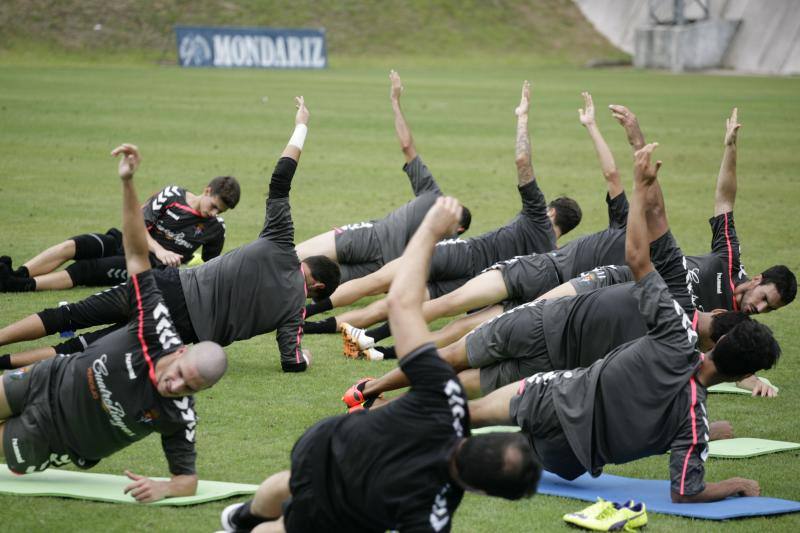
[[609, 104, 636, 127], [515, 80, 530, 117], [422, 196, 463, 240], [294, 96, 309, 126], [724, 107, 741, 146], [123, 470, 169, 503], [578, 91, 595, 126], [111, 144, 141, 180], [389, 69, 403, 100], [633, 142, 661, 185]]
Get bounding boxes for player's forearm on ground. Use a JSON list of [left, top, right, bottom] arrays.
[[364, 367, 411, 397], [714, 144, 737, 216], [166, 474, 198, 497], [515, 113, 535, 186], [585, 124, 623, 197], [392, 98, 417, 161], [671, 479, 753, 503], [121, 179, 151, 275]]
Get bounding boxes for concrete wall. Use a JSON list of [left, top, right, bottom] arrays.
[[574, 0, 800, 75]]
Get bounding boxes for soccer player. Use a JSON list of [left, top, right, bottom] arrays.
[[0, 143, 227, 502], [468, 143, 780, 502], [295, 70, 471, 284], [347, 208, 752, 407], [219, 196, 541, 533], [335, 95, 641, 351], [304, 80, 582, 334], [562, 108, 797, 313], [0, 97, 339, 374], [0, 174, 240, 292]]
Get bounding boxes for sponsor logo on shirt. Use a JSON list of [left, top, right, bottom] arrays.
[[124, 352, 136, 380], [154, 222, 193, 250], [435, 238, 466, 247], [429, 484, 452, 531], [716, 273, 723, 295], [8, 367, 28, 381], [11, 438, 25, 463], [683, 258, 701, 311], [91, 354, 136, 438], [338, 221, 373, 232]]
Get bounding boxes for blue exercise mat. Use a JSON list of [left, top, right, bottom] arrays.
[[538, 471, 800, 520]]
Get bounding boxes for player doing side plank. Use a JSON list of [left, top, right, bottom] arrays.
[[0, 144, 227, 502], [469, 143, 781, 503], [219, 197, 542, 533]]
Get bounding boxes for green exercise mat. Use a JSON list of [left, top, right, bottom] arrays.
[[474, 429, 799, 459], [708, 377, 778, 395], [472, 425, 520, 434], [0, 466, 257, 505], [707, 438, 800, 459]]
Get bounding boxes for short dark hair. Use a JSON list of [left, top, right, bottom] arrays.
[[712, 320, 781, 377], [455, 433, 541, 500], [760, 265, 796, 306], [304, 255, 341, 301], [709, 311, 751, 343], [208, 176, 241, 210], [458, 205, 472, 235], [548, 196, 582, 236]]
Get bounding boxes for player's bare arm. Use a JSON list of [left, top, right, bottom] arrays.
[[282, 96, 309, 162], [515, 80, 536, 186], [672, 477, 760, 503], [609, 104, 646, 152], [146, 233, 182, 268], [123, 469, 198, 503], [579, 91, 623, 198], [714, 107, 740, 216], [111, 143, 150, 277], [387, 196, 462, 358], [390, 69, 417, 163], [626, 143, 662, 281]]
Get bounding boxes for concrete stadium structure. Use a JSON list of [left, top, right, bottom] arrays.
[[575, 0, 800, 75]]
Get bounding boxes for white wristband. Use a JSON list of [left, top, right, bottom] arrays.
[[288, 124, 308, 150]]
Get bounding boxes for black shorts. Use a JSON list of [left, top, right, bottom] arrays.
[[334, 223, 384, 282], [283, 419, 343, 532], [39, 267, 198, 345], [509, 374, 586, 481], [465, 300, 552, 394], [489, 253, 563, 306], [2, 361, 71, 474]]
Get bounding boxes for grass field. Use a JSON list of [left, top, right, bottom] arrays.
[[0, 55, 799, 532]]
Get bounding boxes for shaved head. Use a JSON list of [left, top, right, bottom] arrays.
[[185, 341, 228, 388]]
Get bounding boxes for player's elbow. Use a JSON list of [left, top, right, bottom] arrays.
[[603, 169, 620, 182]]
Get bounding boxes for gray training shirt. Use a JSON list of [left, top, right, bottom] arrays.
[[180, 158, 306, 366], [548, 271, 708, 496]]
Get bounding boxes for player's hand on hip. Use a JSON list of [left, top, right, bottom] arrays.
[[111, 144, 141, 180]]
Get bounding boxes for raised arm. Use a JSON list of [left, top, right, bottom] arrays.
[[714, 108, 740, 216], [609, 105, 646, 152], [626, 143, 662, 281], [111, 144, 149, 277], [579, 92, 622, 198], [390, 70, 417, 163], [514, 80, 536, 187], [386, 197, 462, 358], [282, 96, 309, 162]]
